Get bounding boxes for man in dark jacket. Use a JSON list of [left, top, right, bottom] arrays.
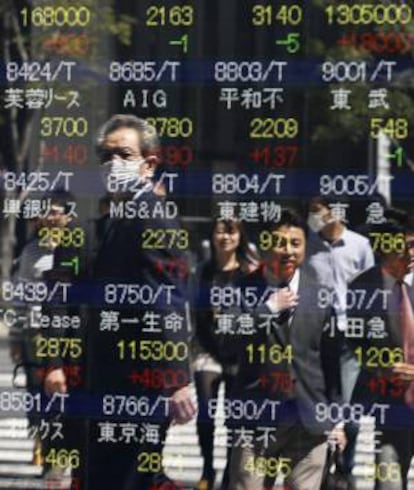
[[347, 219, 414, 490], [228, 209, 343, 490], [44, 114, 196, 490]]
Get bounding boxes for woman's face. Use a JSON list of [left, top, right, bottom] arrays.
[[212, 221, 241, 256]]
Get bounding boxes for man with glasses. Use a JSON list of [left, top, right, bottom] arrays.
[[44, 114, 196, 490]]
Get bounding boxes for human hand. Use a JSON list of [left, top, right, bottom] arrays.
[[169, 385, 197, 424], [9, 345, 22, 364], [44, 368, 67, 396], [267, 288, 299, 312], [392, 362, 414, 384], [327, 424, 347, 452]]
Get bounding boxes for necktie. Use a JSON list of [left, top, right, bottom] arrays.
[[399, 282, 414, 407]]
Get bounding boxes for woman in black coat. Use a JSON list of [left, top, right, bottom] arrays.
[[193, 218, 258, 490]]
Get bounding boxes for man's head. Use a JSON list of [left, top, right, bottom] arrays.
[[266, 208, 307, 281], [377, 220, 412, 281], [96, 114, 160, 193], [40, 189, 74, 229], [307, 195, 339, 234]]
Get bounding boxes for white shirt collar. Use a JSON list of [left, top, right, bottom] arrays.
[[382, 269, 413, 288], [404, 272, 413, 287], [287, 268, 300, 295]]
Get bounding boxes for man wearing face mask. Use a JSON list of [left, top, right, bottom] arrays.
[[306, 195, 375, 487], [44, 114, 196, 490]]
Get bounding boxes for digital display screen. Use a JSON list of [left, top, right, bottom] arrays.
[[1, 1, 414, 489]]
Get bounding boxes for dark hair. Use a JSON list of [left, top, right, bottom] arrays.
[[210, 218, 258, 270], [95, 114, 160, 157], [374, 219, 406, 261], [308, 194, 350, 220], [406, 216, 414, 235], [376, 220, 405, 236], [385, 207, 408, 225], [270, 207, 307, 235], [44, 188, 75, 215], [382, 208, 414, 235], [309, 194, 338, 210]]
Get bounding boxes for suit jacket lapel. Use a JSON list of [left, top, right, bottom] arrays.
[[270, 314, 290, 348]]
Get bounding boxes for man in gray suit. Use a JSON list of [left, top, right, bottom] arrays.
[[228, 209, 344, 490]]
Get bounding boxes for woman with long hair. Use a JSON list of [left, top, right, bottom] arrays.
[[193, 218, 258, 490]]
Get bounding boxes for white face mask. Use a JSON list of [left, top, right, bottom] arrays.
[[307, 211, 328, 233], [100, 157, 148, 193]]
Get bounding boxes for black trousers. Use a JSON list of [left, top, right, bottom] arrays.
[[79, 418, 171, 490]]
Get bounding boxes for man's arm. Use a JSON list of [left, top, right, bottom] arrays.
[[134, 197, 196, 423], [393, 362, 414, 382], [43, 236, 87, 396]]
